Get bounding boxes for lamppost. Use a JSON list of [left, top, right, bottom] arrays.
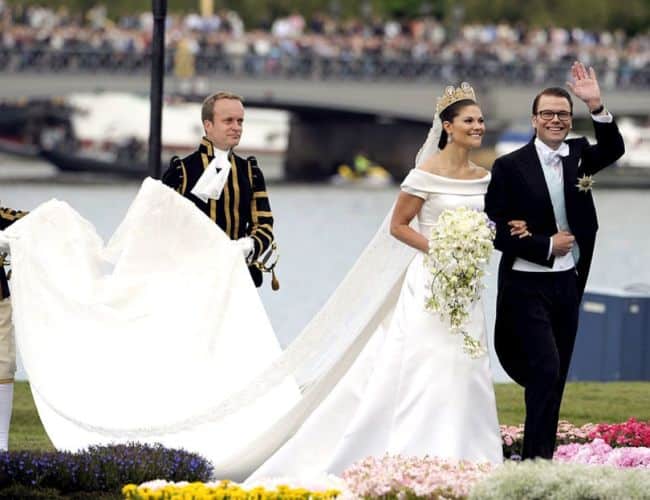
[[148, 0, 167, 179]]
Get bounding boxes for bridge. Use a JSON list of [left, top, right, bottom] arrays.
[[1, 74, 648, 123], [1, 74, 648, 180]]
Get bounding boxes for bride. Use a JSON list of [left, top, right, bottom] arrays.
[[250, 83, 511, 478], [3, 83, 526, 480]]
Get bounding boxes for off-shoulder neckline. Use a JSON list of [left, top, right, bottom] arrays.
[[412, 168, 491, 182]]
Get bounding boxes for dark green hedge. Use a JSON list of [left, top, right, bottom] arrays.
[[4, 0, 649, 35]]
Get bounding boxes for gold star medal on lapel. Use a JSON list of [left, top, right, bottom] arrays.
[[576, 174, 595, 192]]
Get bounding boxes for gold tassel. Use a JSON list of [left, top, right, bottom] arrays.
[[271, 269, 280, 291]]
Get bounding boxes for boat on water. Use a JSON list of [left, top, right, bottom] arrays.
[[0, 91, 288, 179], [0, 97, 73, 157], [39, 148, 148, 178]]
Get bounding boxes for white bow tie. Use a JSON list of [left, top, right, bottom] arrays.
[[541, 143, 569, 166]]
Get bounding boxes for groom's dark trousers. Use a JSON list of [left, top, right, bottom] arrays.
[[485, 119, 624, 459], [503, 269, 579, 458]]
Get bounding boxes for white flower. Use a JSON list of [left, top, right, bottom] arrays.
[[423, 207, 495, 358], [576, 174, 594, 192]]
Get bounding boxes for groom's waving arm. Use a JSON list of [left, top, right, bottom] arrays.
[[566, 62, 625, 175], [485, 159, 554, 267], [579, 120, 625, 175]]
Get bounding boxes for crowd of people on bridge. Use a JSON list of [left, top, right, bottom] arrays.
[[1, 2, 649, 87]]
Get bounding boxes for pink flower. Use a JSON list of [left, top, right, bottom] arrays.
[[342, 455, 494, 499], [554, 438, 650, 469]]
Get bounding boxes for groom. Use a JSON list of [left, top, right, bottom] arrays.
[[485, 62, 625, 459]]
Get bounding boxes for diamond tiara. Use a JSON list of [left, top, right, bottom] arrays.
[[435, 82, 476, 115]]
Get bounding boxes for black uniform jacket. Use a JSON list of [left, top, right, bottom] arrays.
[[162, 137, 274, 287]]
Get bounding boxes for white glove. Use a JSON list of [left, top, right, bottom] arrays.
[[0, 231, 9, 254], [235, 237, 254, 260]]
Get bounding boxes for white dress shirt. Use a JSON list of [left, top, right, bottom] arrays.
[[512, 110, 613, 273]]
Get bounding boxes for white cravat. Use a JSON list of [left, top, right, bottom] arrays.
[[190, 147, 232, 203], [536, 139, 569, 181]]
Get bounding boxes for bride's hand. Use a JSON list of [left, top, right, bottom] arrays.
[[508, 220, 531, 239]]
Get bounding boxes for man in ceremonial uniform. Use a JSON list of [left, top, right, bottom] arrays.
[[162, 91, 276, 288], [0, 205, 29, 450]]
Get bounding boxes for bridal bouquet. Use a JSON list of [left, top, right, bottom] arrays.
[[424, 206, 495, 357]]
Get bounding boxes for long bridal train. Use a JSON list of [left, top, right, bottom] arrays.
[[6, 175, 502, 480], [6, 178, 414, 479], [7, 178, 301, 476]]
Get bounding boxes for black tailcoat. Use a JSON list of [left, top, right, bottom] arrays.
[[485, 119, 625, 385]]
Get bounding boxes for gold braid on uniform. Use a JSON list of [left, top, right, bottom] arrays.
[[0, 207, 28, 225], [247, 160, 279, 290]]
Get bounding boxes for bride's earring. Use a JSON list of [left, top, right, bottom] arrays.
[[448, 132, 454, 143]]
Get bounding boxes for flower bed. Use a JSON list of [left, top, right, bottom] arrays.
[[588, 418, 650, 448], [469, 460, 650, 499], [123, 479, 344, 500], [501, 420, 595, 458], [555, 438, 650, 468], [0, 443, 212, 496], [342, 455, 494, 499], [501, 418, 650, 458], [124, 436, 650, 500]]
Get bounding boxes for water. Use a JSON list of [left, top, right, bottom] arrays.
[[2, 158, 650, 381]]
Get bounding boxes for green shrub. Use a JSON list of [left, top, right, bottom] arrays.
[[469, 460, 650, 499]]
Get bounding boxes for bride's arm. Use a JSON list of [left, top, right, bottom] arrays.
[[389, 192, 428, 253]]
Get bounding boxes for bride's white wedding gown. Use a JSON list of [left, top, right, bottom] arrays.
[[250, 168, 502, 478], [5, 169, 501, 481]]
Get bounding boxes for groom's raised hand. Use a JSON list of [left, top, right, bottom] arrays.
[[566, 61, 603, 113]]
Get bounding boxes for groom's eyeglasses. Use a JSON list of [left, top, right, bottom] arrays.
[[536, 110, 573, 121]]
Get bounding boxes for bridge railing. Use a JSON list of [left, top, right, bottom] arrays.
[[1, 48, 649, 88]]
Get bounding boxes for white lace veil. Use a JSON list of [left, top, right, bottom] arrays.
[[414, 112, 442, 168]]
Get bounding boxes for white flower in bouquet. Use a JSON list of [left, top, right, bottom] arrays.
[[424, 206, 496, 357]]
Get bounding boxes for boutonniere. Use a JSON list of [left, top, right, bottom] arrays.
[[576, 174, 594, 192]]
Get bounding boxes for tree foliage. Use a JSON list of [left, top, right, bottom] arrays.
[[4, 0, 649, 34]]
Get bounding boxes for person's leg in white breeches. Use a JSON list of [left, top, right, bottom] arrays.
[[0, 298, 16, 451], [0, 381, 13, 450]]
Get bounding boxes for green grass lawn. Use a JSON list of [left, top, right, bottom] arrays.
[[8, 381, 650, 451], [495, 381, 650, 426]]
